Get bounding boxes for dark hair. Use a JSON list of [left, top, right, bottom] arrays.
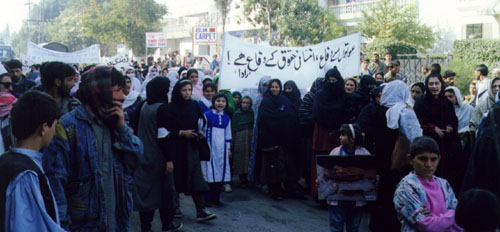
[[339, 124, 363, 146], [11, 91, 61, 141], [111, 68, 126, 88], [82, 64, 96, 74], [363, 58, 370, 62], [5, 59, 22, 70], [266, 79, 282, 95], [203, 83, 216, 92], [384, 52, 392, 56], [187, 69, 198, 79], [211, 92, 228, 110], [40, 61, 77, 90], [375, 72, 384, 77], [443, 70, 456, 78], [430, 63, 441, 75], [476, 64, 489, 76], [409, 136, 439, 158], [411, 82, 426, 94], [455, 189, 500, 232]]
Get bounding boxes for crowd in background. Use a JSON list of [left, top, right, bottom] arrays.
[[0, 50, 500, 232]]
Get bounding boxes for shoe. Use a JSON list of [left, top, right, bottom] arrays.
[[196, 209, 217, 222], [224, 184, 232, 193], [174, 208, 183, 219], [163, 222, 183, 232]]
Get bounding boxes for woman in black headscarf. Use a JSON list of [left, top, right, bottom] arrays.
[[310, 66, 353, 196], [413, 74, 464, 191], [350, 75, 377, 119], [355, 85, 384, 152], [258, 79, 299, 200], [164, 79, 216, 222], [283, 80, 302, 113], [133, 77, 183, 231]]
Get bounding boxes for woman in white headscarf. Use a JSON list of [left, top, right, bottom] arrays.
[[381, 80, 423, 143], [444, 86, 474, 134], [139, 66, 160, 98], [166, 70, 178, 101], [125, 67, 142, 92]]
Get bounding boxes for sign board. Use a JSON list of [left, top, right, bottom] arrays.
[[146, 32, 167, 47], [219, 33, 361, 90], [193, 27, 217, 44], [100, 49, 130, 71], [26, 42, 100, 64]]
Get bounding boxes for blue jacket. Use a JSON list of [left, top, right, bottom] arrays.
[[42, 105, 144, 231]]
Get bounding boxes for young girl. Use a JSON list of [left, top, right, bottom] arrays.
[[324, 123, 370, 232], [201, 93, 232, 205], [231, 96, 254, 187], [198, 83, 216, 113]]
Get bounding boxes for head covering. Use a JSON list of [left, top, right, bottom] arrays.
[[407, 82, 425, 107], [445, 86, 474, 133], [258, 76, 272, 94], [79, 66, 116, 109], [145, 66, 159, 81], [0, 92, 16, 117], [146, 76, 170, 105], [232, 91, 242, 108], [171, 79, 192, 104], [232, 96, 254, 133], [371, 85, 384, 102], [358, 75, 376, 91], [283, 80, 301, 111], [177, 66, 187, 77], [313, 66, 347, 129], [381, 80, 422, 141]]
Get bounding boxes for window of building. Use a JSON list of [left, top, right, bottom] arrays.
[[466, 24, 483, 39]]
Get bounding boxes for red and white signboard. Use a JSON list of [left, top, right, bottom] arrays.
[[146, 32, 167, 47], [193, 27, 217, 44]]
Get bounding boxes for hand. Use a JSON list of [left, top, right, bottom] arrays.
[[420, 206, 432, 217], [434, 127, 445, 139], [180, 130, 198, 139], [165, 161, 174, 174], [445, 125, 453, 133], [105, 100, 125, 128]]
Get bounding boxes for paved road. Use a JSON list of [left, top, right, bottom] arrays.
[[130, 184, 371, 232]]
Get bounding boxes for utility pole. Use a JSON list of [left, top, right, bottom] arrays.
[[25, 0, 32, 28]]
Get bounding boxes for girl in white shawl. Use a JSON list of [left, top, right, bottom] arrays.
[[139, 66, 160, 98], [444, 86, 474, 133], [381, 80, 423, 143], [166, 70, 178, 102]]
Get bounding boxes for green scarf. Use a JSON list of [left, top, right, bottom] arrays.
[[231, 107, 255, 133]]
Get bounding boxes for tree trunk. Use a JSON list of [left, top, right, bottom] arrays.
[[266, 0, 272, 44]]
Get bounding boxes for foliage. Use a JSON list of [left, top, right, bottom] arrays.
[[275, 0, 344, 46], [365, 39, 416, 59], [453, 39, 500, 68], [445, 58, 476, 95], [358, 0, 436, 53], [10, 0, 167, 56], [238, 0, 343, 46], [215, 0, 233, 37]]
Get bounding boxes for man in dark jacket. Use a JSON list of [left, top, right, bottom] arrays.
[[4, 59, 36, 97]]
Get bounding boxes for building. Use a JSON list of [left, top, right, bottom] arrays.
[[324, 0, 500, 52], [159, 0, 260, 58]]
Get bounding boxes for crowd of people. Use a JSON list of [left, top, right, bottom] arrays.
[[0, 50, 500, 232]]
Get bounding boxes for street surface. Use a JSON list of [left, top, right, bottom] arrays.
[[130, 184, 371, 232]]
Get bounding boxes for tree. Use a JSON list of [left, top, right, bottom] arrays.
[[11, 0, 167, 56], [215, 0, 233, 39], [239, 0, 343, 46], [358, 0, 436, 53]]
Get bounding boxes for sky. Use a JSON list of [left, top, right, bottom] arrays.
[[0, 0, 213, 34]]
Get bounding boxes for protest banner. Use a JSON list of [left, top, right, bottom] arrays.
[[19, 53, 36, 67], [193, 27, 217, 44], [26, 42, 100, 64], [219, 33, 361, 90], [100, 50, 130, 71], [146, 32, 167, 47]]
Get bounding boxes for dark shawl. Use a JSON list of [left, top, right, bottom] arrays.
[[298, 77, 324, 132], [350, 75, 376, 118], [232, 91, 242, 110], [146, 76, 170, 105], [165, 80, 205, 131], [283, 80, 302, 113], [461, 102, 500, 199], [232, 96, 255, 133], [312, 67, 350, 129], [258, 79, 295, 149]]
